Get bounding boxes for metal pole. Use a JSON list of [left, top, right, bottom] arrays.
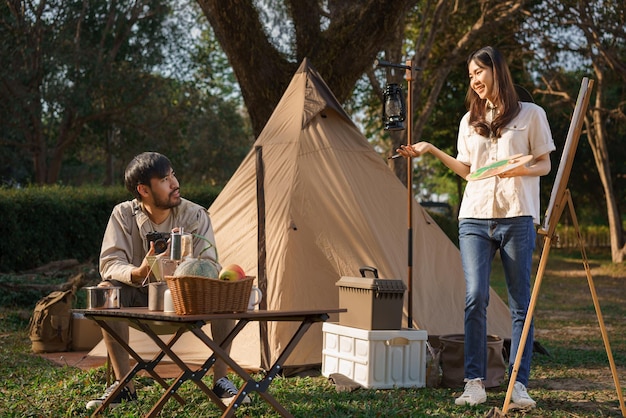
[[375, 58, 420, 329], [405, 60, 414, 328]]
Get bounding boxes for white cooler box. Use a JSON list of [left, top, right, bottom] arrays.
[[322, 322, 427, 389]]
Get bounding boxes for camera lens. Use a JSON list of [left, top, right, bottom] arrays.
[[153, 239, 168, 254]]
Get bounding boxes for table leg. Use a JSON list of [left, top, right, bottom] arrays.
[[190, 314, 327, 418], [90, 318, 187, 416], [133, 320, 222, 417], [250, 316, 322, 417], [84, 310, 334, 418], [139, 317, 259, 417]]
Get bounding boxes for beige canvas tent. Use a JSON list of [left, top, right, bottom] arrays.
[[89, 59, 512, 371]]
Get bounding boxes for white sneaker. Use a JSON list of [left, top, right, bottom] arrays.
[[455, 378, 487, 406], [85, 381, 137, 410], [511, 381, 536, 408]]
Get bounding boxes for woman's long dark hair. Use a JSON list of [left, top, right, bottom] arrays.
[[465, 46, 520, 139]]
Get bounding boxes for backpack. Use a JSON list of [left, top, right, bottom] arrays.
[[29, 289, 75, 353]]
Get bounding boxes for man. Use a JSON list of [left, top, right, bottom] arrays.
[[86, 152, 249, 409]]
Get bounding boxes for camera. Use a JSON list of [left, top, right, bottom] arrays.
[[146, 231, 170, 254]]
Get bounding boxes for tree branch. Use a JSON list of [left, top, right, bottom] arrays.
[[196, 0, 417, 136]]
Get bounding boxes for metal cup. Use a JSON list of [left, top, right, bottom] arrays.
[[148, 282, 168, 311], [85, 286, 121, 309], [170, 232, 182, 260]]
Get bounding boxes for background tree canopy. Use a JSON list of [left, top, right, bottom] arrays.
[[1, 0, 625, 259], [0, 0, 252, 187]]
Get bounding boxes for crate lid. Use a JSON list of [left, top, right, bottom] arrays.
[[336, 276, 406, 294]]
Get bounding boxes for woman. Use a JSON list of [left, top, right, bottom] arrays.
[[397, 46, 555, 408]]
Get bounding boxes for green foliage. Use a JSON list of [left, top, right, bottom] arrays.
[[179, 183, 222, 211], [426, 211, 459, 247], [192, 24, 243, 102], [0, 186, 118, 272], [0, 0, 178, 184], [0, 274, 65, 309], [0, 1, 252, 188], [0, 185, 220, 272]]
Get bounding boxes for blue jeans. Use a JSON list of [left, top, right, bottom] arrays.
[[459, 217, 535, 386]]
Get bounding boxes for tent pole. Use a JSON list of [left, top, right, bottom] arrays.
[[405, 60, 414, 329], [255, 145, 271, 370]]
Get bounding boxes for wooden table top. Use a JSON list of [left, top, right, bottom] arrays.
[[76, 307, 346, 323]]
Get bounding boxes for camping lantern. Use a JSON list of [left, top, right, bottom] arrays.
[[382, 83, 406, 131]]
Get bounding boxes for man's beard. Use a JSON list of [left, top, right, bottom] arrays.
[[153, 189, 182, 209]]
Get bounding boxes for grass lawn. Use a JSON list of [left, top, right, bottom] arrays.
[[1, 246, 625, 417]]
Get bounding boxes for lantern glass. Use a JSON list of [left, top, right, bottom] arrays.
[[382, 83, 406, 131]]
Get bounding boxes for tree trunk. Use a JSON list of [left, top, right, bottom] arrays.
[[32, 128, 48, 185], [586, 70, 625, 262], [195, 0, 416, 137], [46, 110, 81, 184]]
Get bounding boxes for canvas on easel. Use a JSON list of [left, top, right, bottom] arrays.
[[500, 78, 625, 416]]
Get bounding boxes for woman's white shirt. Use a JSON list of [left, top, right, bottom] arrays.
[[456, 102, 556, 224]]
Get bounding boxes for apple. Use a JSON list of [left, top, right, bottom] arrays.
[[218, 264, 246, 281]]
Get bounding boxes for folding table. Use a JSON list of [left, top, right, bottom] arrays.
[[78, 307, 344, 417]]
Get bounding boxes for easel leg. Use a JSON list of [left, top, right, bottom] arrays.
[[502, 190, 625, 416], [566, 192, 626, 416], [501, 233, 552, 414]]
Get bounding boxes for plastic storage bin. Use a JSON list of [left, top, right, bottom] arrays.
[[336, 267, 406, 330], [322, 322, 427, 389]]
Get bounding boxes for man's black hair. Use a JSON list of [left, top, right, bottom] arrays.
[[124, 152, 172, 200]]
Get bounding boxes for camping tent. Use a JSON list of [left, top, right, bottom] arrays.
[[208, 58, 513, 370], [89, 59, 512, 371]]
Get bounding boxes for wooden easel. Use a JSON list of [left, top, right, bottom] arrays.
[[501, 190, 626, 415], [501, 78, 625, 416]]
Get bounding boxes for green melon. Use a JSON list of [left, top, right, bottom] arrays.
[[173, 258, 220, 279]]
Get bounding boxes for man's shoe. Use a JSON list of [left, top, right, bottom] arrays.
[[212, 377, 251, 406], [85, 381, 137, 410], [511, 381, 536, 408], [455, 378, 487, 406]]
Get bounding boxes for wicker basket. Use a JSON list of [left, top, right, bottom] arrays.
[[165, 275, 254, 315]]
